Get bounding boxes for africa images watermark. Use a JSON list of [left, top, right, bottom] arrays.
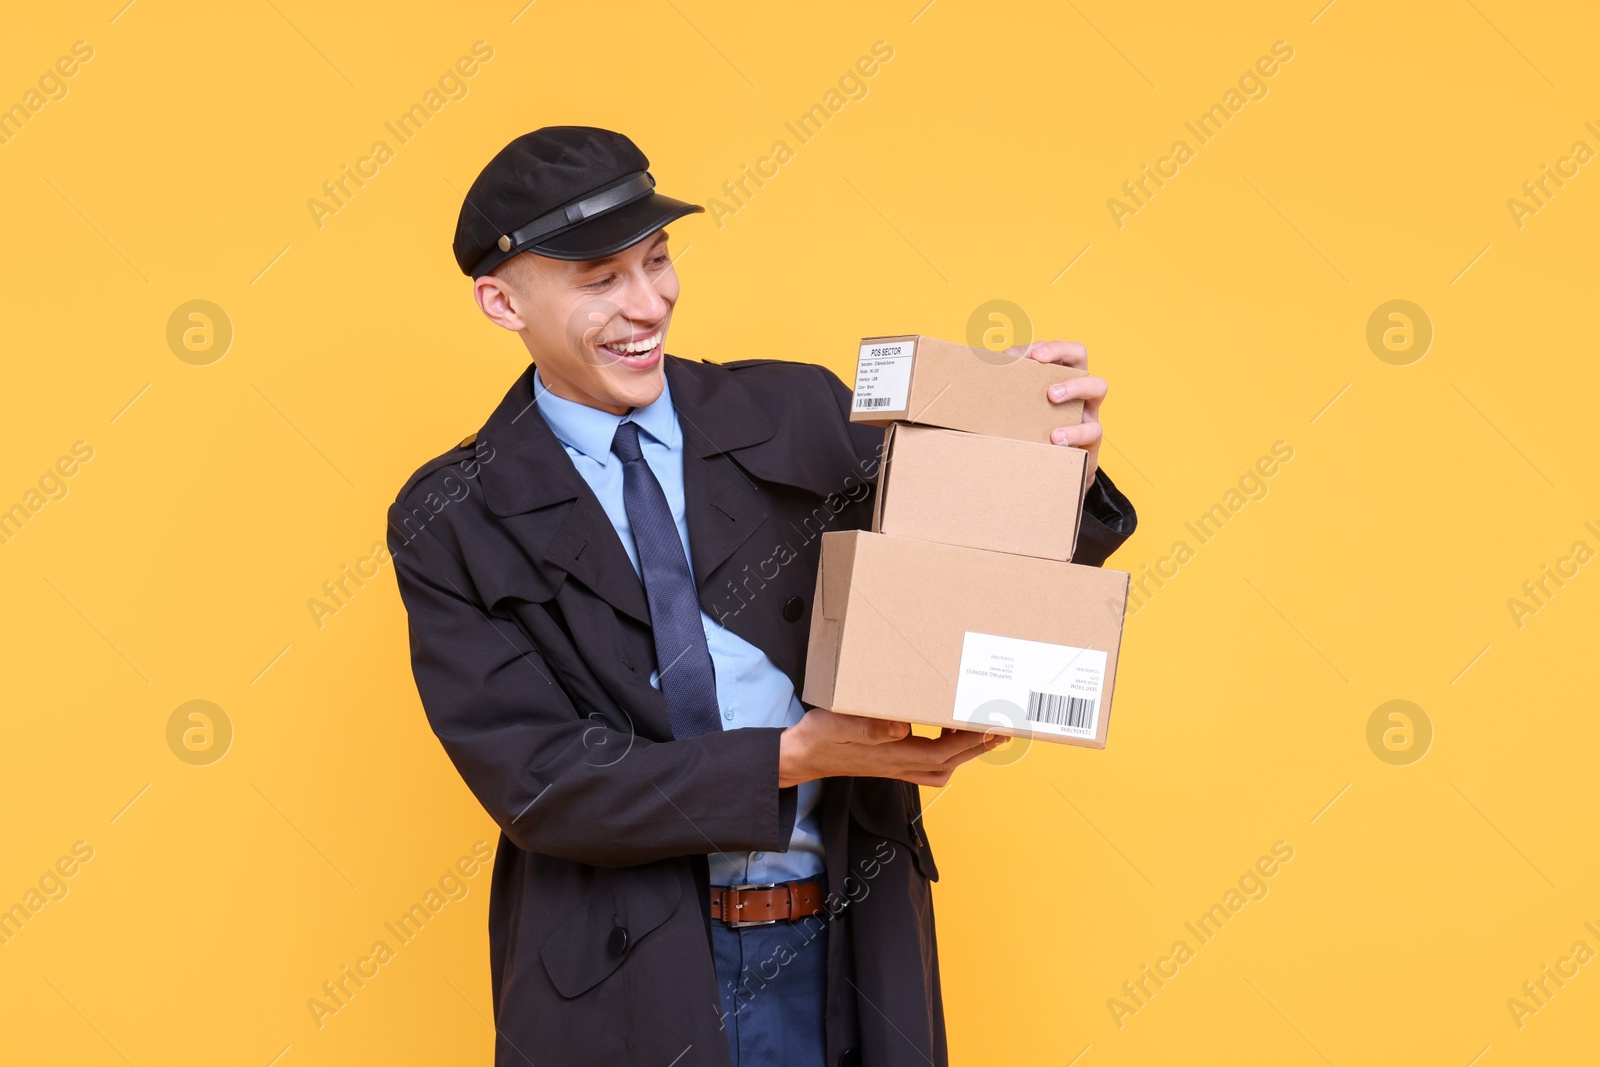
[[306, 540, 395, 630], [1123, 440, 1295, 618], [1504, 917, 1600, 1030], [385, 435, 498, 553], [703, 40, 896, 229], [1504, 518, 1599, 630], [1106, 40, 1296, 229], [1107, 840, 1296, 1029], [0, 39, 95, 148], [715, 839, 897, 1032], [305, 41, 495, 229], [0, 840, 96, 948], [305, 840, 493, 1030], [0, 440, 96, 548], [1505, 119, 1600, 230]]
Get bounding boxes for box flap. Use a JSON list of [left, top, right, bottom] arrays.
[[1066, 448, 1089, 560], [1097, 569, 1131, 746], [818, 530, 856, 621], [801, 562, 841, 709]]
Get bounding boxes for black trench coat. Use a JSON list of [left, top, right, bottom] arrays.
[[387, 355, 1136, 1066]]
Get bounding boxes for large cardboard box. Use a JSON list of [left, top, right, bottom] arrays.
[[872, 423, 1090, 562], [802, 530, 1130, 748], [850, 334, 1086, 442]]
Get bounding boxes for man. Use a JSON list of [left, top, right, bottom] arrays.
[[388, 126, 1136, 1067]]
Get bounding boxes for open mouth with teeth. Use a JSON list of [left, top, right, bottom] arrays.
[[598, 329, 664, 366]]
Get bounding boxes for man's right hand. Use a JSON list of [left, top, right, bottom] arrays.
[[778, 708, 1008, 789]]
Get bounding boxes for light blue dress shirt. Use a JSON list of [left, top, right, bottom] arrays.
[[532, 368, 825, 887]]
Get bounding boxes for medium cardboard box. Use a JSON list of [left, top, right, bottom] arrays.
[[850, 334, 1086, 442], [802, 530, 1130, 748], [872, 423, 1090, 562]]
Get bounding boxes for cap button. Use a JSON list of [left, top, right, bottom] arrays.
[[497, 235, 512, 252]]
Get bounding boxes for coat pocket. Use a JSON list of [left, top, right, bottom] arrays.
[[538, 864, 684, 999], [849, 779, 939, 883]]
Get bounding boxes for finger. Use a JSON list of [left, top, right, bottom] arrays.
[[939, 737, 1003, 773], [914, 729, 993, 764], [900, 769, 953, 788], [1046, 375, 1107, 405], [1017, 339, 1087, 369], [925, 734, 1011, 784], [850, 715, 911, 744], [1050, 422, 1103, 448], [877, 734, 962, 769]]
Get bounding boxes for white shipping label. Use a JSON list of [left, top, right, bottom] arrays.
[[853, 339, 915, 412], [952, 631, 1107, 740]]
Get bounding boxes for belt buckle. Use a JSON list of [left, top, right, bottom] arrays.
[[725, 882, 780, 928]]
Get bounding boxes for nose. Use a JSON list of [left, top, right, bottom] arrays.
[[617, 265, 671, 326]]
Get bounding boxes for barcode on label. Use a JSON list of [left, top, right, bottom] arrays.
[[857, 396, 896, 409], [1026, 691, 1095, 731]]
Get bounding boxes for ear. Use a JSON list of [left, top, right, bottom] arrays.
[[474, 273, 527, 332]]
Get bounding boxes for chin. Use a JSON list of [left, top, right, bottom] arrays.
[[598, 360, 667, 411]]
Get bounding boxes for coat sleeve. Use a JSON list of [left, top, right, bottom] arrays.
[[388, 501, 799, 870], [1073, 469, 1138, 567]]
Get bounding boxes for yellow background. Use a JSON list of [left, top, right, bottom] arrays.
[[2, 0, 1595, 1063]]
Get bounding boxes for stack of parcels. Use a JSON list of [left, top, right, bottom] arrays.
[[802, 334, 1132, 749]]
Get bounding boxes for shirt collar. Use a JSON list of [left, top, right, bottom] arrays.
[[532, 367, 679, 463]]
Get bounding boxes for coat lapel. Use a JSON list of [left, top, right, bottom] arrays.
[[475, 366, 651, 626], [682, 451, 770, 598], [665, 357, 787, 597]]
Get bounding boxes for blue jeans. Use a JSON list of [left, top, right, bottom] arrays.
[[711, 906, 830, 1067]]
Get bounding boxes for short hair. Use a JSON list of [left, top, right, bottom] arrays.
[[488, 251, 538, 291]]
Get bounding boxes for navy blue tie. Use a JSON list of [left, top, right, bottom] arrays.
[[610, 420, 722, 739]]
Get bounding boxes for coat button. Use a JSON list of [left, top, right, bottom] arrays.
[[607, 924, 630, 956], [838, 1050, 862, 1067], [783, 595, 805, 622]]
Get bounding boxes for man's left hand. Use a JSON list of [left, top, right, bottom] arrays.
[[1012, 339, 1107, 487]]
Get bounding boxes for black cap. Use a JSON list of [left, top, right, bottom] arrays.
[[453, 126, 704, 277]]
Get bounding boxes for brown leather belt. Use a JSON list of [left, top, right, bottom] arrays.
[[710, 879, 826, 927]]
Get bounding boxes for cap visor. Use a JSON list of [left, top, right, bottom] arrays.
[[530, 192, 704, 261]]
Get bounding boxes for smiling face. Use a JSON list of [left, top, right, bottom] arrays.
[[473, 230, 679, 414]]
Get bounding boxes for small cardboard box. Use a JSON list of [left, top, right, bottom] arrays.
[[802, 530, 1129, 748], [850, 334, 1086, 442], [873, 423, 1090, 562]]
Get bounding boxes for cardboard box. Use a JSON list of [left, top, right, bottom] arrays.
[[872, 423, 1090, 562], [850, 334, 1086, 442], [802, 530, 1129, 748]]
